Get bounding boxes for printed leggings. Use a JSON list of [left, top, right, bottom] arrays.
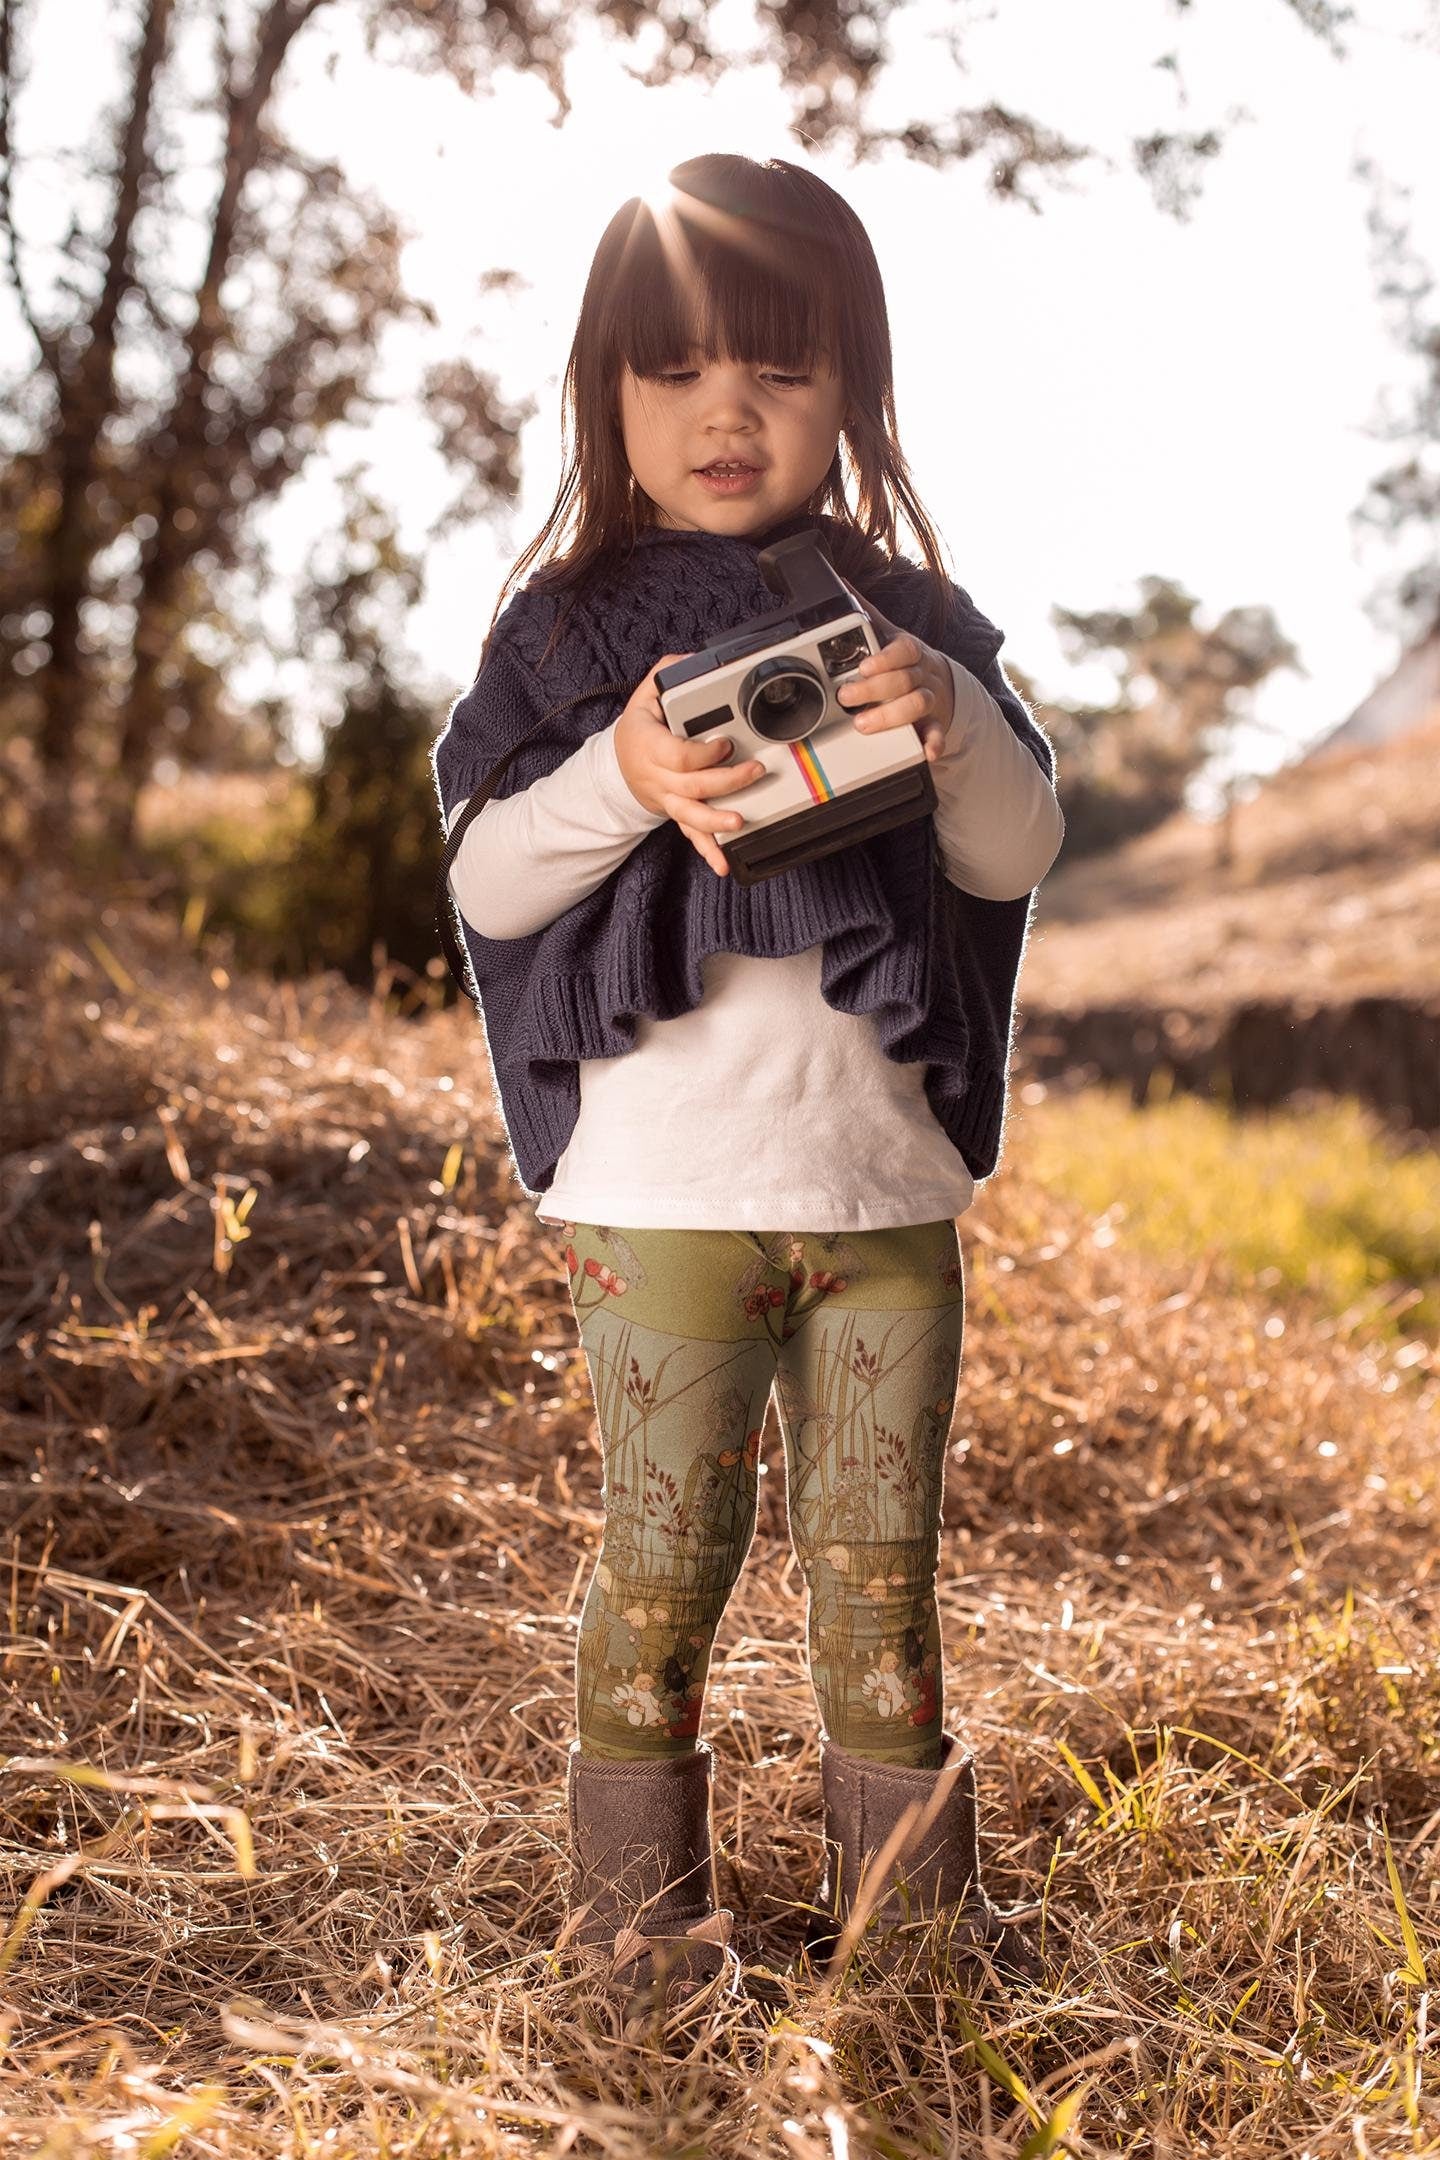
[[561, 1220, 964, 1770]]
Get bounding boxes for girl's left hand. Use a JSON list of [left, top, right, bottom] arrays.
[[836, 602, 957, 763]]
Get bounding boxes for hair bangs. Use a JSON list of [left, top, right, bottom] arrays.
[[609, 191, 842, 381]]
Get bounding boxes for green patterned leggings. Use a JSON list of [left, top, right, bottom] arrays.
[[562, 1219, 964, 1770]]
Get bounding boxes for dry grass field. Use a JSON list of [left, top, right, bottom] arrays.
[[2, 866, 1439, 2157]]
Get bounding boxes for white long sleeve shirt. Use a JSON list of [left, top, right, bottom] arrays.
[[446, 655, 1063, 1229]]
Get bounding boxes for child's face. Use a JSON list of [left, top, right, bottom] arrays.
[[618, 345, 848, 537]]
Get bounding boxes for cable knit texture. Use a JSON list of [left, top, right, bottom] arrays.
[[430, 510, 1059, 1199]]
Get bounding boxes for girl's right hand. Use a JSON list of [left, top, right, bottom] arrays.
[[613, 655, 766, 877]]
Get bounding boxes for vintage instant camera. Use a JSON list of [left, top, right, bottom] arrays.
[[654, 528, 937, 884]]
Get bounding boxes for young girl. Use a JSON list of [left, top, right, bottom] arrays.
[[432, 153, 1064, 2025]]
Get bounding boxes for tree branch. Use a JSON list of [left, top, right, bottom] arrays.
[[90, 0, 174, 374], [0, 0, 62, 382]]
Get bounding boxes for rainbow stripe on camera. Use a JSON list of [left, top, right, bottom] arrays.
[[790, 737, 838, 803]]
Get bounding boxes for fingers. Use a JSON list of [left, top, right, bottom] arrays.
[[667, 780, 753, 836], [652, 715, 764, 794], [672, 742, 764, 871], [705, 743, 766, 797], [689, 831, 730, 876], [867, 630, 920, 670], [647, 698, 758, 774], [678, 810, 733, 876], [642, 658, 749, 874], [656, 740, 761, 861], [841, 678, 936, 731], [640, 694, 761, 871], [841, 636, 930, 716]]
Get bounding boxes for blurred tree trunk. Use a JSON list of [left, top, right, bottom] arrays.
[[20, 0, 174, 842], [103, 0, 308, 852]]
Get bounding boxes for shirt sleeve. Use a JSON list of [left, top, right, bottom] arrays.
[[445, 721, 668, 941], [930, 655, 1066, 901]]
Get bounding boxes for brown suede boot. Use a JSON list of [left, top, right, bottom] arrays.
[[799, 1731, 1041, 1987], [561, 1739, 742, 2028]]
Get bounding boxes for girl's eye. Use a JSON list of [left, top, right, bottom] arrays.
[[654, 370, 812, 387]]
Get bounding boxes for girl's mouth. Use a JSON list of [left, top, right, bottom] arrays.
[[695, 464, 763, 495]]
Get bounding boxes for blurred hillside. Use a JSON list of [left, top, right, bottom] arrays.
[[1027, 715, 1440, 1012]]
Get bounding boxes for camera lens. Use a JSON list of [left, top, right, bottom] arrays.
[[741, 656, 827, 743]]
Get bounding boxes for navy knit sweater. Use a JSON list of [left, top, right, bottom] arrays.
[[431, 509, 1059, 1200]]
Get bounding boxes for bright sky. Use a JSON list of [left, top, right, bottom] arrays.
[[9, 0, 1440, 799]]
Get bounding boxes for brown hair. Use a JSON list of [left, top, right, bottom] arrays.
[[477, 152, 956, 678]]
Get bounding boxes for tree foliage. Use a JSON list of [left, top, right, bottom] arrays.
[[0, 0, 1420, 915], [1041, 574, 1303, 858], [1347, 148, 1440, 645]]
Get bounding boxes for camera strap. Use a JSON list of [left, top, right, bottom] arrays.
[[434, 680, 634, 1003]]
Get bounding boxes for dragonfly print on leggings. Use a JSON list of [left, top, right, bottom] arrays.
[[562, 1220, 963, 1766]]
